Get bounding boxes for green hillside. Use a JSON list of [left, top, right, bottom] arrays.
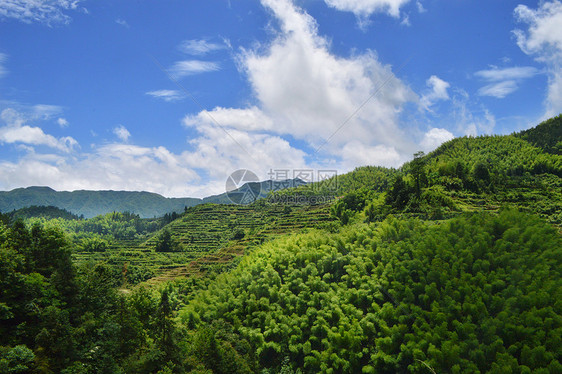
[[6, 205, 81, 221], [183, 210, 561, 373], [516, 114, 562, 155], [70, 202, 335, 286]]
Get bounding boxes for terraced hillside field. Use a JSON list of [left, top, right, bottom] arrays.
[[72, 202, 336, 285]]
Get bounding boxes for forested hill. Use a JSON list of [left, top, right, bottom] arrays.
[[516, 114, 562, 155], [0, 179, 305, 218], [0, 187, 201, 218]]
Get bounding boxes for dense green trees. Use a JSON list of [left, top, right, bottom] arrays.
[[154, 229, 182, 252], [0, 219, 177, 372], [517, 114, 562, 155], [182, 210, 561, 373]]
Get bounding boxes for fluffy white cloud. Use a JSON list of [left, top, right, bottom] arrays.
[[170, 60, 220, 79], [547, 70, 562, 114], [179, 39, 225, 55], [0, 108, 77, 152], [0, 125, 77, 152], [420, 75, 450, 110], [324, 0, 411, 18], [514, 1, 562, 115], [184, 107, 274, 132], [514, 1, 562, 59], [182, 123, 308, 182], [0, 0, 84, 25], [181, 0, 416, 174], [0, 144, 204, 197], [252, 0, 413, 147], [57, 117, 69, 127], [475, 66, 539, 98], [340, 142, 405, 169], [420, 127, 454, 151], [0, 125, 310, 197], [113, 125, 130, 142], [146, 89, 184, 102]]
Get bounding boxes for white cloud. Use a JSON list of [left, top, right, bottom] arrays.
[[181, 0, 416, 175], [0, 0, 84, 25], [249, 0, 413, 148], [400, 14, 410, 26], [475, 66, 539, 98], [475, 66, 539, 81], [182, 123, 308, 182], [0, 108, 77, 152], [170, 60, 220, 78], [0, 53, 7, 78], [0, 125, 309, 197], [477, 80, 518, 99], [113, 125, 130, 142], [323, 0, 411, 18], [0, 144, 203, 197], [340, 142, 405, 169], [547, 70, 562, 115], [0, 125, 76, 152], [184, 107, 274, 132], [420, 75, 450, 110], [178, 39, 225, 55], [416, 0, 425, 13], [57, 117, 69, 127], [146, 89, 184, 102], [514, 1, 562, 59], [26, 104, 63, 120], [420, 127, 454, 151], [514, 1, 562, 115], [115, 18, 129, 28]]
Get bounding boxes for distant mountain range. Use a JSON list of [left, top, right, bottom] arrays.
[[0, 179, 306, 218]]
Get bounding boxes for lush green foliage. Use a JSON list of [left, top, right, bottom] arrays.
[[516, 114, 562, 155], [270, 166, 395, 201], [183, 210, 562, 373], [6, 205, 81, 221], [0, 218, 251, 373]]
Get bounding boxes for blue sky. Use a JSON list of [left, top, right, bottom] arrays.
[[1, 0, 561, 197]]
